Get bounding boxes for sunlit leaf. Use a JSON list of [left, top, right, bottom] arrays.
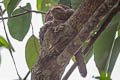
[[8, 3, 32, 41], [37, 0, 42, 11], [107, 37, 120, 75], [0, 36, 8, 48], [94, 72, 111, 80], [0, 36, 14, 51], [72, 56, 76, 62], [25, 35, 40, 72]]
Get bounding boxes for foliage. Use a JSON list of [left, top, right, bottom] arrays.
[[0, 36, 14, 51], [25, 35, 40, 72], [4, 0, 21, 16], [0, 0, 120, 80], [94, 12, 120, 75], [8, 3, 32, 41], [94, 72, 111, 80]]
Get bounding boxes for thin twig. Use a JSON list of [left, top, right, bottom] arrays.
[[0, 9, 46, 20], [20, 6, 46, 14], [31, 23, 40, 55], [0, 11, 29, 20], [62, 2, 120, 80], [0, 6, 22, 79], [23, 71, 30, 80]]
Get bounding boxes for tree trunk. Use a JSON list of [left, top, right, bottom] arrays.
[[31, 0, 118, 80]]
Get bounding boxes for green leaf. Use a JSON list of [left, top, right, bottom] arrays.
[[0, 36, 8, 48], [71, 0, 83, 9], [94, 72, 111, 80], [94, 21, 118, 73], [4, 0, 11, 9], [58, 0, 71, 7], [0, 36, 14, 51], [37, 0, 42, 11], [94, 12, 120, 74], [25, 35, 40, 72], [6, 0, 21, 16], [8, 3, 32, 41], [107, 37, 120, 75]]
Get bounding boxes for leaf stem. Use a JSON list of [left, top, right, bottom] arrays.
[[23, 71, 30, 80], [31, 23, 34, 35], [0, 8, 46, 20]]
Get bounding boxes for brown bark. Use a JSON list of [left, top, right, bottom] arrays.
[[31, 0, 119, 80]]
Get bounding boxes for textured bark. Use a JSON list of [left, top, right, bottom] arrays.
[[31, 0, 119, 80]]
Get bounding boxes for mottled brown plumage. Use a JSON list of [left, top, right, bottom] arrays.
[[39, 5, 74, 45]]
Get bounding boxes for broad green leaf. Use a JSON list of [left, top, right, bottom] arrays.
[[107, 37, 120, 75], [7, 0, 21, 16], [58, 0, 71, 7], [71, 0, 83, 9], [94, 12, 120, 74], [0, 36, 14, 51], [8, 3, 32, 41], [94, 22, 118, 73], [25, 35, 40, 72]]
